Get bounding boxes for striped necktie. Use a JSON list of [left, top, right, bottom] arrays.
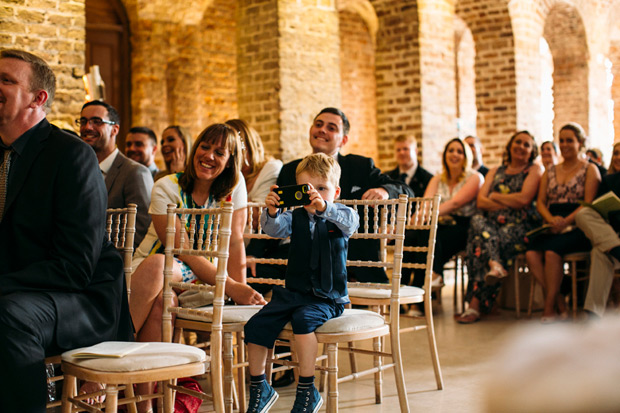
[[0, 148, 13, 222]]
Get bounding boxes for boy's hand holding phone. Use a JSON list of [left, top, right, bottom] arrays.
[[265, 184, 282, 216], [304, 183, 326, 215]]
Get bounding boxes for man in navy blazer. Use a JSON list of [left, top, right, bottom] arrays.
[[275, 108, 414, 282], [79, 100, 153, 248], [0, 49, 133, 412]]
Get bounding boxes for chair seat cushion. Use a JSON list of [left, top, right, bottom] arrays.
[[348, 285, 424, 299], [177, 305, 263, 323], [282, 308, 385, 333], [62, 342, 206, 372]]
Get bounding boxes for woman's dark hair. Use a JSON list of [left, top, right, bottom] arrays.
[[179, 123, 241, 201], [441, 138, 473, 182], [541, 140, 558, 155], [504, 130, 539, 165]]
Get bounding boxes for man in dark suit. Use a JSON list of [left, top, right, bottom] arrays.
[[0, 49, 133, 412], [276, 107, 414, 282], [385, 134, 433, 197], [78, 101, 153, 247], [125, 126, 160, 178], [575, 170, 620, 317]]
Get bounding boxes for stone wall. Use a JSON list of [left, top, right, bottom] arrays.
[[0, 0, 86, 129]]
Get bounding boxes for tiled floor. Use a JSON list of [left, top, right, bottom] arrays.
[[198, 276, 609, 412]]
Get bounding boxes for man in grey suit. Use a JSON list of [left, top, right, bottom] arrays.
[[78, 101, 153, 247]]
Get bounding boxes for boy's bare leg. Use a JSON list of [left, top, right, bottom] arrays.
[[294, 333, 318, 377], [247, 343, 270, 376]]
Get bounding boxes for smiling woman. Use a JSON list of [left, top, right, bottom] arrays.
[[128, 123, 266, 413], [154, 125, 192, 181]]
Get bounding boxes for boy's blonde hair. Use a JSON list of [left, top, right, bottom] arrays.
[[296, 153, 341, 188]]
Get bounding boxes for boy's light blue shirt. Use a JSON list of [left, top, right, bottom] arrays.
[[260, 201, 359, 239]]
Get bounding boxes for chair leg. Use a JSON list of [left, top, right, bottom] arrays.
[[514, 263, 521, 319], [372, 336, 382, 404], [125, 382, 138, 413], [162, 380, 174, 413], [347, 341, 358, 375], [425, 295, 444, 390], [224, 332, 234, 413], [571, 262, 578, 319], [265, 346, 275, 385], [390, 316, 410, 412], [102, 384, 119, 413], [528, 274, 536, 319], [319, 344, 328, 392], [235, 331, 247, 413], [326, 343, 339, 413], [60, 374, 76, 413]]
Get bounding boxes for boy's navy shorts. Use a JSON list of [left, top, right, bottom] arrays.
[[244, 286, 345, 348]]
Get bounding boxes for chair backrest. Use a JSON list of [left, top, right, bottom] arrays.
[[401, 194, 441, 297], [161, 201, 234, 354], [105, 203, 137, 299], [244, 195, 412, 300]]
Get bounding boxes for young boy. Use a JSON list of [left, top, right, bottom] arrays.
[[244, 153, 359, 413]]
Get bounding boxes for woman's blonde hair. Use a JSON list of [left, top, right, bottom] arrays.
[[441, 138, 473, 183], [162, 125, 192, 170], [296, 153, 341, 188], [608, 142, 620, 175], [225, 119, 272, 181]]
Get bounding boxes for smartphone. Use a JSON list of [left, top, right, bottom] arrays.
[[275, 184, 311, 208]]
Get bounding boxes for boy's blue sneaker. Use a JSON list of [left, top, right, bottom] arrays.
[[247, 380, 278, 413], [291, 383, 323, 413]]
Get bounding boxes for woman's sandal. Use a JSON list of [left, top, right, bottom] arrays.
[[484, 263, 509, 285], [456, 308, 480, 324]]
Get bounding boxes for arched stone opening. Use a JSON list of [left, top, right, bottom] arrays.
[[338, 3, 378, 162], [455, 15, 476, 138], [543, 2, 589, 140]]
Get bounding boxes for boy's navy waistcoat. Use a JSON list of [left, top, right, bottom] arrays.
[[285, 208, 349, 303]]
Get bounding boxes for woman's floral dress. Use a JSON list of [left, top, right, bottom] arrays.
[[465, 164, 541, 313]]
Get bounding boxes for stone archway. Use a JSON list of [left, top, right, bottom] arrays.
[[543, 2, 589, 139], [338, 0, 379, 163]]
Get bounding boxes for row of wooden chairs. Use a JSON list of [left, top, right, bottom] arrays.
[[450, 249, 592, 319], [55, 194, 442, 412]]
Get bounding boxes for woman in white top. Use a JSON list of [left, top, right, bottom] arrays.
[[129, 123, 266, 412], [403, 138, 483, 289]]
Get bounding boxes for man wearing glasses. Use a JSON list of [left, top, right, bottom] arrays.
[[78, 101, 153, 247]]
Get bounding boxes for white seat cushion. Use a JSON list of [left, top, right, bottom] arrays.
[[282, 308, 385, 333], [62, 342, 206, 372], [176, 305, 263, 323], [348, 285, 424, 299]]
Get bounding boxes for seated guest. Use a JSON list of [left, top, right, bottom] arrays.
[[225, 119, 283, 281], [574, 142, 620, 317], [225, 119, 282, 205], [464, 135, 490, 176], [402, 138, 482, 288], [606, 142, 620, 175], [386, 134, 433, 197], [129, 123, 266, 413], [125, 126, 159, 178], [457, 131, 543, 324], [540, 140, 559, 171], [0, 49, 132, 412], [587, 147, 607, 176], [277, 107, 413, 283], [526, 123, 600, 323], [154, 124, 192, 181], [78, 100, 154, 248]]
